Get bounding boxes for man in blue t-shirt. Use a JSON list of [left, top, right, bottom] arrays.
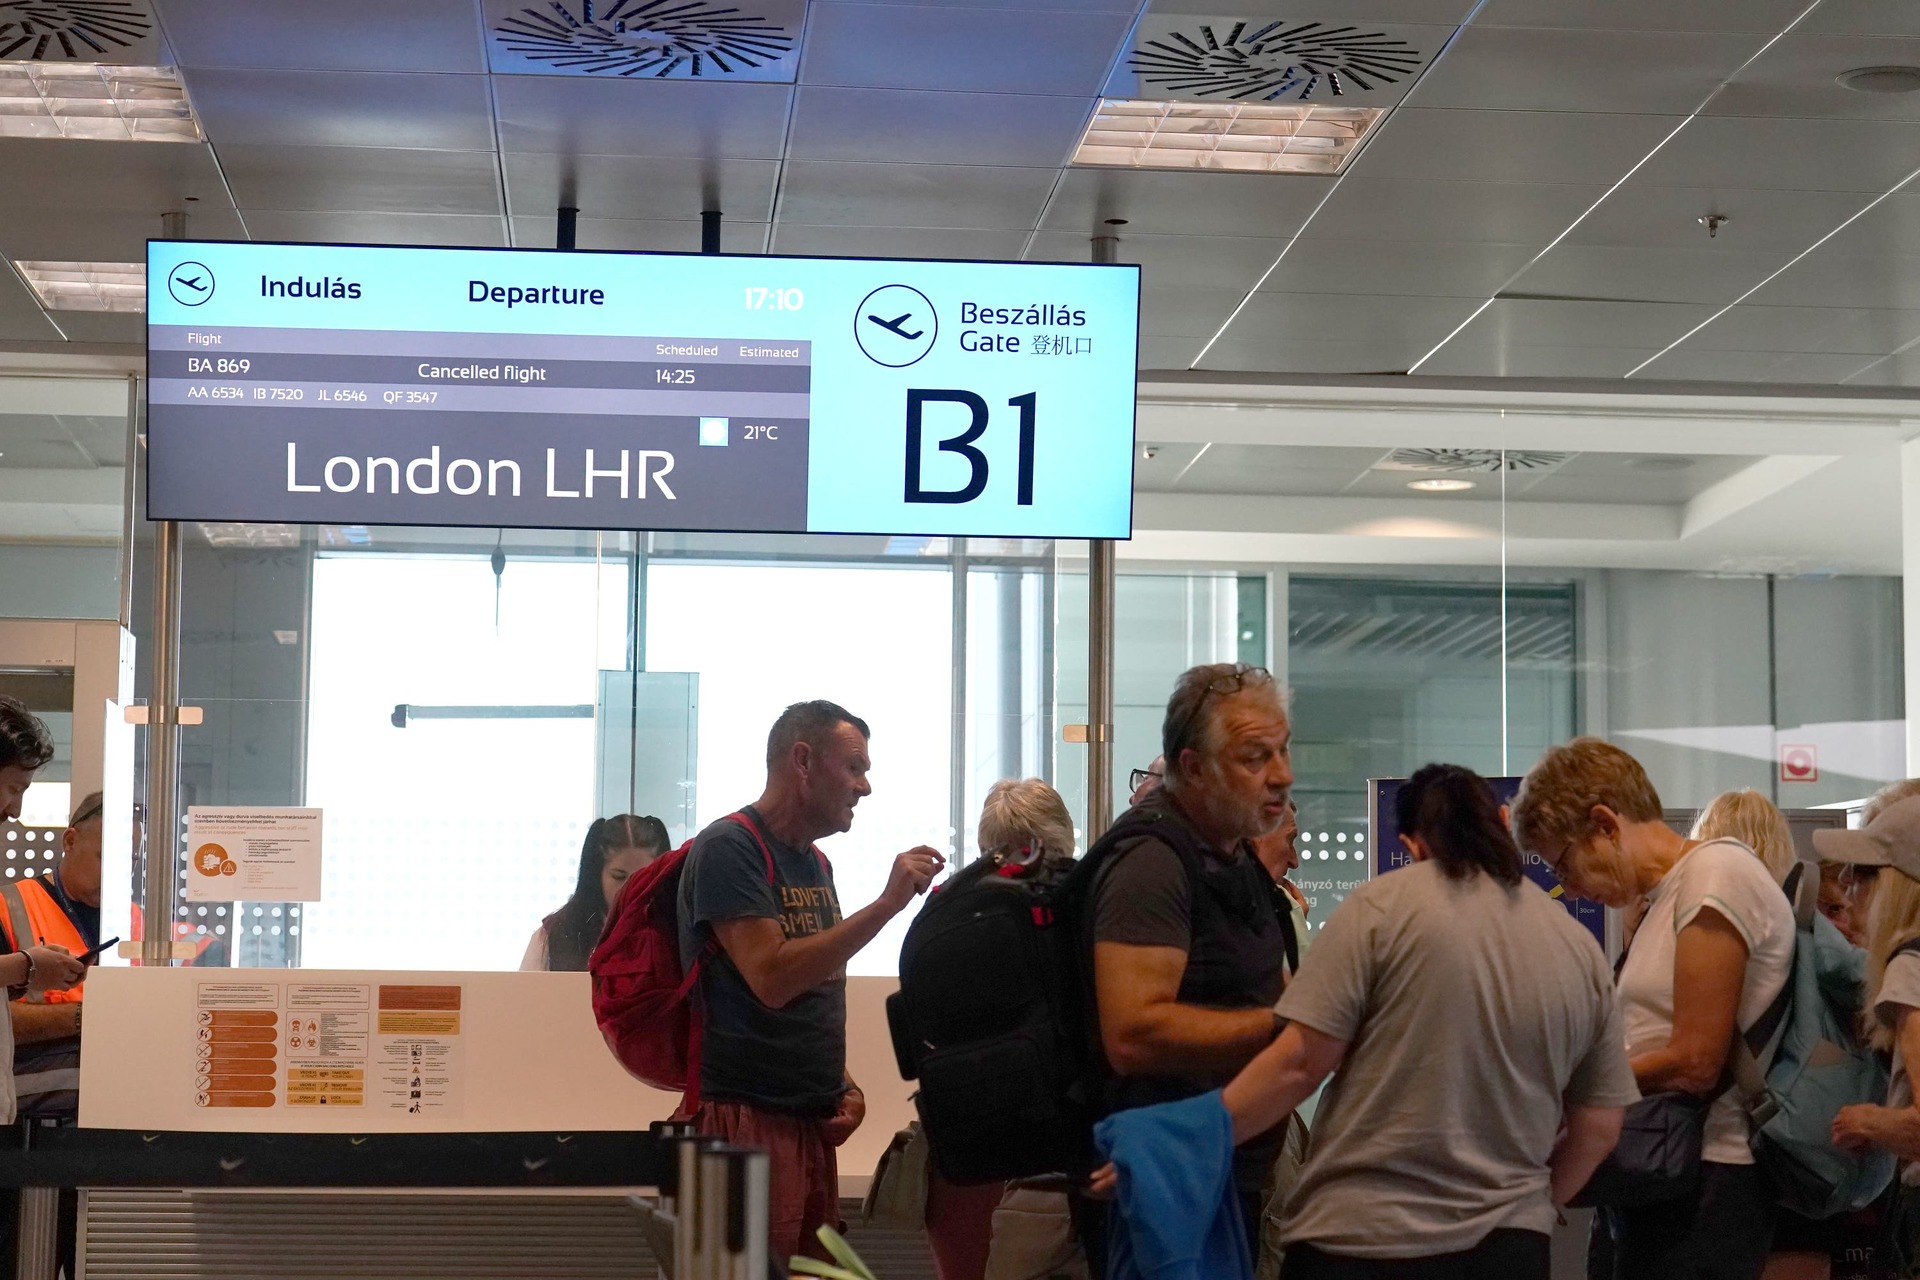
[[678, 699, 944, 1265]]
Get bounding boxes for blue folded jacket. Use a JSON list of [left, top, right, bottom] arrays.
[[1093, 1089, 1252, 1280]]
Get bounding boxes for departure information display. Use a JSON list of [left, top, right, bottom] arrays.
[[146, 241, 1141, 537]]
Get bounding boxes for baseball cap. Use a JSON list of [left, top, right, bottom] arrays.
[[1813, 795, 1920, 882]]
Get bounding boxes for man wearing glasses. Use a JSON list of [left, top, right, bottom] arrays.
[[1086, 662, 1298, 1251], [2, 788, 102, 1119]]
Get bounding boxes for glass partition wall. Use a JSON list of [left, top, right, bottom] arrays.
[[12, 379, 1897, 968]]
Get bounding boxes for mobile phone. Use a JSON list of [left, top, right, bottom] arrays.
[[79, 937, 120, 966]]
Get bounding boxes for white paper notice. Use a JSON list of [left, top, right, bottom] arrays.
[[185, 806, 323, 902]]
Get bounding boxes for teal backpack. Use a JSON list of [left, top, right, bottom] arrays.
[[1733, 861, 1896, 1218]]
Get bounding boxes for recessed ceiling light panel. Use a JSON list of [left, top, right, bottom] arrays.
[[0, 63, 200, 140], [16, 259, 145, 311], [483, 0, 803, 82], [1074, 99, 1385, 174], [1407, 478, 1476, 492]]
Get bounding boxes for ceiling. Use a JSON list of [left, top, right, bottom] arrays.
[[1, 0, 1920, 386]]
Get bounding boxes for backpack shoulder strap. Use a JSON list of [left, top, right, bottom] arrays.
[[1728, 867, 1805, 1123], [1893, 937, 1920, 963], [722, 810, 778, 885]]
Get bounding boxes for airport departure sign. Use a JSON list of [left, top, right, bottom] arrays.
[[146, 241, 1141, 537]]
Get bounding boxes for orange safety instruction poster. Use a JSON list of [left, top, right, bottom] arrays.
[[184, 806, 324, 903], [193, 979, 463, 1115]]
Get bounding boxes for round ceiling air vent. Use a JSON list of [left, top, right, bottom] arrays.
[[1375, 447, 1572, 475], [492, 0, 796, 77], [0, 0, 153, 60], [1129, 20, 1425, 101], [1837, 66, 1920, 94]]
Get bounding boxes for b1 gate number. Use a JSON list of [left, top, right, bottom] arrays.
[[905, 390, 1037, 506]]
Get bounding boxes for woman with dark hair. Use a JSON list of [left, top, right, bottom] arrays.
[[1105, 762, 1635, 1279], [520, 814, 671, 972]]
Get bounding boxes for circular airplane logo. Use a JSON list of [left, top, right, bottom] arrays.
[[854, 284, 936, 368], [166, 261, 215, 306]]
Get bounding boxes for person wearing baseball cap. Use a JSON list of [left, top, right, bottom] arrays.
[[1828, 796, 1920, 1215]]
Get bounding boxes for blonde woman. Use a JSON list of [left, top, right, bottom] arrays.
[[1511, 738, 1793, 1280], [925, 778, 1076, 1280], [1694, 789, 1798, 884], [1820, 798, 1920, 1277]]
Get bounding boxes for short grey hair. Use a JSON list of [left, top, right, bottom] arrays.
[[977, 778, 1075, 859]]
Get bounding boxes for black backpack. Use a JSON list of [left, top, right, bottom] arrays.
[[886, 807, 1298, 1185]]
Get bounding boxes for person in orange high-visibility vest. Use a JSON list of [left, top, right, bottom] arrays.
[[0, 789, 101, 1119]]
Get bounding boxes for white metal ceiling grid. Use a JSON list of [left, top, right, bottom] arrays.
[[0, 0, 1912, 383]]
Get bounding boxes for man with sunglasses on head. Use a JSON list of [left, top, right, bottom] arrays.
[[1084, 662, 1298, 1256]]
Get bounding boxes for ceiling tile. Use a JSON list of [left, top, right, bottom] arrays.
[[1563, 183, 1877, 252], [1709, 35, 1920, 122], [788, 87, 1089, 167], [186, 69, 495, 150], [1743, 244, 1920, 310], [1220, 292, 1485, 346], [1670, 304, 1920, 354], [220, 145, 504, 214], [1296, 178, 1608, 245], [1132, 286, 1241, 337], [1807, 191, 1920, 258], [775, 161, 1056, 229], [48, 312, 143, 345], [1415, 339, 1659, 379], [1192, 335, 1435, 374], [1437, 297, 1718, 352], [1258, 239, 1541, 297], [1631, 348, 1882, 383], [0, 273, 62, 342], [0, 141, 230, 210], [492, 76, 792, 159], [1635, 117, 1920, 193], [800, 3, 1132, 95], [0, 207, 246, 262], [1027, 231, 1288, 293], [1473, 0, 1811, 33], [164, 0, 488, 72], [244, 212, 506, 247], [506, 216, 768, 253], [1148, 0, 1480, 20], [500, 154, 778, 222], [1799, 1, 1920, 37], [770, 225, 1028, 259], [1508, 244, 1790, 305], [1138, 335, 1203, 369], [1041, 168, 1330, 238], [1407, 26, 1762, 115], [1843, 352, 1920, 386], [507, 216, 767, 254], [1350, 108, 1687, 185]]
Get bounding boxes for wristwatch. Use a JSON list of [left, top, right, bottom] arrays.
[[7, 951, 31, 1001]]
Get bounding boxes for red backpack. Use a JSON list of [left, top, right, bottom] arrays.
[[588, 811, 818, 1107]]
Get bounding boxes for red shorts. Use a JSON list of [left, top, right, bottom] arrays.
[[686, 1099, 839, 1265]]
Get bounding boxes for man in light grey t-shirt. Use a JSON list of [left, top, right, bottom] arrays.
[[1272, 858, 1638, 1259]]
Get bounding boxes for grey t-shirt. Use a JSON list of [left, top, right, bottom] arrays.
[[1875, 949, 1920, 1183], [1275, 860, 1639, 1258], [677, 808, 846, 1115]]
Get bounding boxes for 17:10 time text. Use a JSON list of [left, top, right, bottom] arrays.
[[744, 287, 803, 311]]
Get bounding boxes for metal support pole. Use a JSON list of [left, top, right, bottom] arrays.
[[556, 206, 579, 251], [144, 208, 190, 967], [701, 210, 722, 256], [950, 539, 969, 864], [143, 518, 183, 966], [1085, 230, 1121, 840], [117, 374, 139, 629]]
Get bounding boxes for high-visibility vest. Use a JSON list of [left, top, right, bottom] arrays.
[[0, 877, 88, 1116]]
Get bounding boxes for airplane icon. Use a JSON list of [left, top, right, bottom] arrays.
[[167, 261, 215, 305], [866, 311, 923, 341], [174, 275, 208, 293]]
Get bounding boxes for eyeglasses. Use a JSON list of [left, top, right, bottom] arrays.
[[1166, 664, 1274, 761], [1129, 768, 1162, 793]]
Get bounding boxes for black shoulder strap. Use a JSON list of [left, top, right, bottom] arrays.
[[1894, 937, 1920, 963]]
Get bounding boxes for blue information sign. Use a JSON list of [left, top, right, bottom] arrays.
[[145, 240, 1141, 537], [1368, 775, 1607, 947]]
